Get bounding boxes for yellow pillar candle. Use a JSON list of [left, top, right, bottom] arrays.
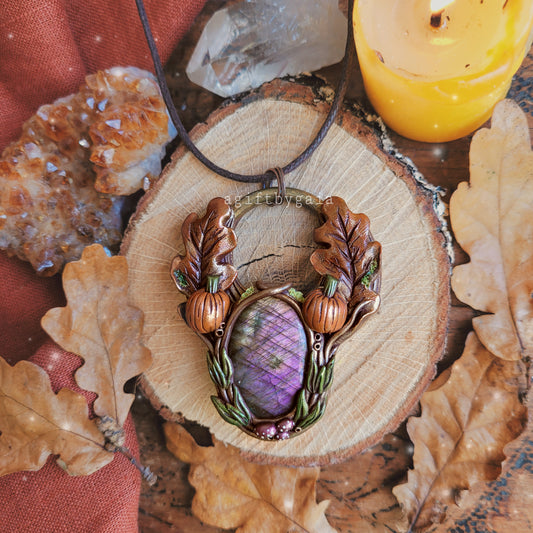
[[353, 0, 533, 142]]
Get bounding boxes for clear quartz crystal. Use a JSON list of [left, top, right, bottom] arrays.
[[186, 0, 347, 97]]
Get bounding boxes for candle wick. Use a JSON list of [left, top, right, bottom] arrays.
[[430, 9, 444, 28]]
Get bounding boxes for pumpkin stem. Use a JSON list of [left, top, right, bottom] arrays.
[[324, 275, 339, 298], [206, 275, 220, 293]]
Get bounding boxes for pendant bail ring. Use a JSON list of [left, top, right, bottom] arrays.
[[262, 167, 286, 203]]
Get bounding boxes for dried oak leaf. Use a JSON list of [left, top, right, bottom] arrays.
[[311, 197, 381, 305], [392, 332, 527, 531], [171, 197, 237, 295], [450, 99, 533, 361], [164, 422, 336, 533], [0, 357, 112, 477], [429, 380, 533, 532], [318, 434, 411, 532], [41, 244, 151, 427]]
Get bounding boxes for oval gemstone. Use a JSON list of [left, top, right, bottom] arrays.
[[229, 296, 307, 418]]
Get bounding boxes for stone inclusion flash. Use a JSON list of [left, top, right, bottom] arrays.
[[186, 0, 347, 97], [228, 297, 307, 419]]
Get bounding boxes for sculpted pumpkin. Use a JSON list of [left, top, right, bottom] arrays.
[[185, 288, 230, 334], [303, 276, 348, 333]]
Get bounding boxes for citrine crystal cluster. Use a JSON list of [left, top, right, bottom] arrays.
[[0, 67, 175, 275]]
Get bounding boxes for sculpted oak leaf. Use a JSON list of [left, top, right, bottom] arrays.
[[392, 332, 527, 531], [450, 99, 533, 361], [164, 422, 336, 533], [311, 197, 381, 304], [171, 197, 237, 295], [41, 244, 151, 427], [0, 357, 112, 477]]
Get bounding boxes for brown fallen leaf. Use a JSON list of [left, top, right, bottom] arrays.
[[429, 381, 533, 533], [0, 357, 112, 477], [318, 434, 411, 532], [42, 244, 152, 427], [392, 331, 527, 531], [450, 99, 533, 361], [164, 422, 336, 533]]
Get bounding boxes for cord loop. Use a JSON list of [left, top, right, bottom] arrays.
[[262, 167, 286, 204]]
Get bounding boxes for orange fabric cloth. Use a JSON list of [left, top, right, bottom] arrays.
[[0, 0, 206, 530]]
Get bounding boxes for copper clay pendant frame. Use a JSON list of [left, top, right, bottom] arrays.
[[170, 178, 381, 440]]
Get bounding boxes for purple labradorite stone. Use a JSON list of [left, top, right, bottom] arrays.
[[229, 296, 307, 419]]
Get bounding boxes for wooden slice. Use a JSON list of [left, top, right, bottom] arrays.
[[122, 78, 450, 466]]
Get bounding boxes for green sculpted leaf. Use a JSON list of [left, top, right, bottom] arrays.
[[239, 286, 256, 301], [211, 396, 250, 427], [294, 389, 309, 424], [288, 288, 305, 303]]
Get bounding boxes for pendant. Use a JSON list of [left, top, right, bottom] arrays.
[[170, 180, 381, 440]]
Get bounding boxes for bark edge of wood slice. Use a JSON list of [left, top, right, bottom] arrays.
[[122, 77, 451, 466]]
